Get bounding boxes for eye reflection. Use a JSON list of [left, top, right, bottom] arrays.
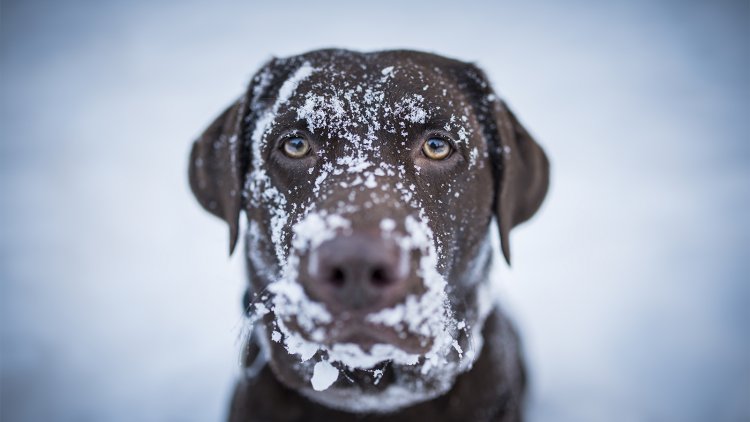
[[422, 137, 451, 160], [282, 136, 311, 158]]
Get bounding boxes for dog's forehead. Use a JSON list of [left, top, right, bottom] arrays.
[[265, 55, 477, 158], [247, 51, 491, 224], [302, 57, 450, 93]]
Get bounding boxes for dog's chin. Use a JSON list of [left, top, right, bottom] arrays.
[[256, 312, 486, 414], [299, 360, 462, 414], [265, 340, 463, 414]]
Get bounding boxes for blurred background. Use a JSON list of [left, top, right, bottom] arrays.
[[1, 0, 748, 420]]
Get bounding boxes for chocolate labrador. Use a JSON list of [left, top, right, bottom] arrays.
[[189, 49, 549, 421]]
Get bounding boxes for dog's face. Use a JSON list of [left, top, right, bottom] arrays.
[[189, 49, 548, 413]]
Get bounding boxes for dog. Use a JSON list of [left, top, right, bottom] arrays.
[[189, 49, 549, 421]]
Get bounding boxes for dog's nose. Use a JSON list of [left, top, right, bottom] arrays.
[[305, 234, 410, 311]]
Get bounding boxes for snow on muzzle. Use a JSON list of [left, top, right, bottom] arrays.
[[251, 211, 465, 392]]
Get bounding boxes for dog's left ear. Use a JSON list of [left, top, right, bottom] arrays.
[[188, 95, 249, 255], [492, 100, 550, 264], [459, 64, 550, 265]]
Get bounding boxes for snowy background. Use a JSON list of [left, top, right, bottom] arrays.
[[1, 0, 748, 420]]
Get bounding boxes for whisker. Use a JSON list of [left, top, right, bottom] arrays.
[[233, 285, 275, 366]]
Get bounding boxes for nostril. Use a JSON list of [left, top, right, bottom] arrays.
[[311, 236, 408, 310], [370, 267, 391, 287], [330, 267, 346, 287]]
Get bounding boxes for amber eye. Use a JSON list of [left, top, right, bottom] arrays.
[[282, 136, 311, 158], [422, 137, 452, 160]]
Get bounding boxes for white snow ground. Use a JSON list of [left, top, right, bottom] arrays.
[[1, 0, 748, 421]]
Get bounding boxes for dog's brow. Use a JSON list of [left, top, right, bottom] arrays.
[[425, 116, 454, 128]]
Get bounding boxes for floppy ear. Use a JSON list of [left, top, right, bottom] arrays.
[[492, 100, 550, 264], [188, 95, 249, 255], [457, 63, 550, 264], [189, 58, 308, 255]]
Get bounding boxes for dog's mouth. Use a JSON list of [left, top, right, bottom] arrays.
[[272, 312, 446, 394], [284, 312, 433, 356]]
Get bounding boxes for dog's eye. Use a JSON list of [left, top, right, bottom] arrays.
[[282, 136, 311, 158], [422, 137, 452, 160]]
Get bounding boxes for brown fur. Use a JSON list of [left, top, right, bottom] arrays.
[[189, 49, 549, 421]]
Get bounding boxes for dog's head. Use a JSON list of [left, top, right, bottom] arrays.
[[189, 49, 548, 413]]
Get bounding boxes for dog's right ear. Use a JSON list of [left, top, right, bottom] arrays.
[[189, 96, 249, 255], [189, 58, 309, 255]]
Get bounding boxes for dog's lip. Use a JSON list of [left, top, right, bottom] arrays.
[[327, 321, 430, 354], [282, 315, 432, 355]]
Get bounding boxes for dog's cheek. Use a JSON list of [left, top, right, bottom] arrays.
[[451, 162, 494, 255], [427, 169, 493, 278], [244, 184, 304, 282], [245, 217, 282, 288]]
